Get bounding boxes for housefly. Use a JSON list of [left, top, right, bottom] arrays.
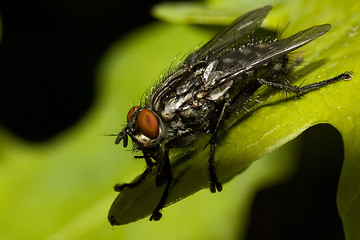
[[111, 5, 352, 222]]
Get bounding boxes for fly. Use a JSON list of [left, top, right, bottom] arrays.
[[111, 5, 352, 222]]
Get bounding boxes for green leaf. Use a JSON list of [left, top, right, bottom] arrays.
[[1, 1, 360, 240], [151, 1, 282, 25]]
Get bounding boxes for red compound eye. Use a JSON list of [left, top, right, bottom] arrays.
[[137, 109, 159, 139], [127, 106, 138, 122]]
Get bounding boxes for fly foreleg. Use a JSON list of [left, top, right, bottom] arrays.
[[149, 146, 172, 221], [150, 132, 197, 221]]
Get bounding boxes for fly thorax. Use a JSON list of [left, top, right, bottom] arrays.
[[207, 80, 233, 101], [161, 93, 193, 120]]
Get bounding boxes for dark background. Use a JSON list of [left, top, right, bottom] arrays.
[[0, 1, 345, 239], [0, 0, 162, 141], [245, 124, 345, 240]]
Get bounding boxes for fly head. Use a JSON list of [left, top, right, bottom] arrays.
[[115, 106, 166, 150]]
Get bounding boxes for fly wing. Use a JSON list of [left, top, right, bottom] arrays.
[[217, 24, 331, 82], [183, 5, 273, 66]]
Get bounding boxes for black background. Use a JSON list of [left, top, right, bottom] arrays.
[[0, 0, 162, 141], [245, 124, 345, 240]]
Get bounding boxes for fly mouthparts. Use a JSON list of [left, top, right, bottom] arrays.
[[115, 131, 128, 148]]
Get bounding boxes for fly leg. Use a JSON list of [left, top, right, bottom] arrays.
[[149, 147, 172, 221], [257, 71, 352, 94], [208, 99, 231, 193], [150, 132, 197, 221], [114, 154, 155, 192]]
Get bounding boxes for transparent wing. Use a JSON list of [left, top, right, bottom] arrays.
[[218, 24, 331, 82], [183, 5, 273, 66]]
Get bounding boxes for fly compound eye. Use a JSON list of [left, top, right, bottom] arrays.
[[127, 106, 138, 122], [137, 109, 159, 139]]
